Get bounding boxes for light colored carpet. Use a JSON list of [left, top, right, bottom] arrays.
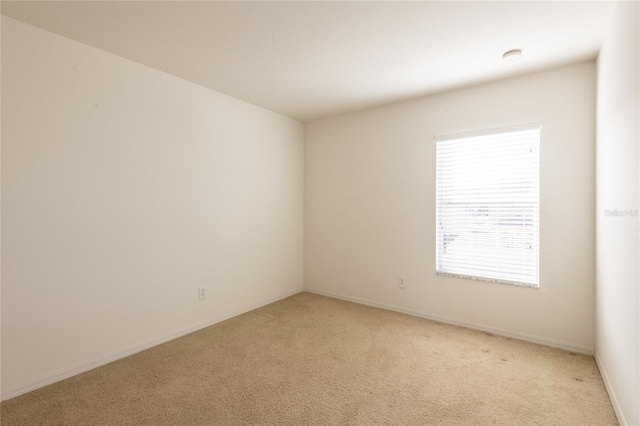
[[1, 292, 618, 425]]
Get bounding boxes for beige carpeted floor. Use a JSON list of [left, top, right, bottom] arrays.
[[1, 292, 618, 425]]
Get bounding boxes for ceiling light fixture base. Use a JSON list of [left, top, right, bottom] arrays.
[[503, 49, 523, 60]]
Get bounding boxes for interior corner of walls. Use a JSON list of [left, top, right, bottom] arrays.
[[595, 353, 628, 426], [2, 17, 306, 400], [305, 62, 597, 359]]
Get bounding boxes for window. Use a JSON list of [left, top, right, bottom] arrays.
[[435, 125, 540, 287]]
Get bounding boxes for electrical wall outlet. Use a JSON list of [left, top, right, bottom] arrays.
[[198, 286, 207, 300], [398, 276, 406, 289]]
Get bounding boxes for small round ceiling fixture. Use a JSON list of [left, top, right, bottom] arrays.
[[503, 49, 523, 61]]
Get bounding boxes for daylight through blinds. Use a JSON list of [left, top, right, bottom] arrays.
[[435, 125, 540, 286]]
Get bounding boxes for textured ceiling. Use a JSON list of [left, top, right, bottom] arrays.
[[2, 1, 617, 121]]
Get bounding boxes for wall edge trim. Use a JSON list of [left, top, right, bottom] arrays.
[[595, 352, 628, 426], [304, 288, 594, 355], [1, 287, 304, 401]]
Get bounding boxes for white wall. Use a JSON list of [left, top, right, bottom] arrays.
[[305, 62, 596, 354], [0, 12, 3, 399], [595, 1, 640, 425], [1, 17, 304, 399]]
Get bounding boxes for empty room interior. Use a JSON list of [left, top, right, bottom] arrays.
[[1, 1, 639, 425]]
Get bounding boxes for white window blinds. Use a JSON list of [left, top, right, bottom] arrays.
[[435, 125, 540, 287]]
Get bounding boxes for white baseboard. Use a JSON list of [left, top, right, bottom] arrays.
[[594, 353, 627, 426], [1, 288, 303, 402], [304, 288, 594, 355]]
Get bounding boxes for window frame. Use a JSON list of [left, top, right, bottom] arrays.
[[434, 124, 541, 288]]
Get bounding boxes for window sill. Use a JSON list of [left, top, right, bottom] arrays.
[[436, 271, 539, 289]]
